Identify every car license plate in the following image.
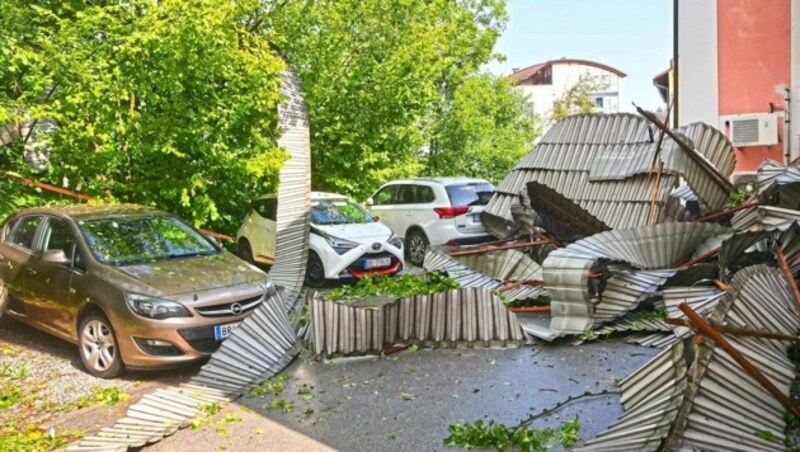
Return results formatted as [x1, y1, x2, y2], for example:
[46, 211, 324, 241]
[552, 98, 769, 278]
[365, 257, 391, 269]
[213, 322, 240, 341]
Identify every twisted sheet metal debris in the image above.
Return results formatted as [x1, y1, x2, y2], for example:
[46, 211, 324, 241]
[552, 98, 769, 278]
[67, 67, 311, 451]
[482, 114, 735, 238]
[538, 222, 729, 338]
[308, 288, 525, 357]
[423, 248, 546, 303]
[578, 265, 799, 451]
[758, 159, 800, 209]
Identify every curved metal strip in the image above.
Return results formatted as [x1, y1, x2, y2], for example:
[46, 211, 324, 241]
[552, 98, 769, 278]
[270, 68, 312, 308]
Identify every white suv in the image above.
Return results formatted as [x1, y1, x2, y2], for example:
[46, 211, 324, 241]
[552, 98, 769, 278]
[366, 178, 495, 266]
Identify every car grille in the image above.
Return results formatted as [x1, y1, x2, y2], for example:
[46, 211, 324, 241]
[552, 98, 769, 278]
[177, 326, 220, 353]
[194, 295, 263, 317]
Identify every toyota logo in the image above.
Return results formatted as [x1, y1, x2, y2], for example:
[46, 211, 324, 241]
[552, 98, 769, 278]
[371, 242, 382, 251]
[230, 303, 243, 315]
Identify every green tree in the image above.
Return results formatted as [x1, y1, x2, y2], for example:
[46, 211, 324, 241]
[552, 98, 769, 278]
[424, 73, 538, 183]
[0, 0, 286, 231]
[268, 0, 508, 199]
[549, 73, 607, 123]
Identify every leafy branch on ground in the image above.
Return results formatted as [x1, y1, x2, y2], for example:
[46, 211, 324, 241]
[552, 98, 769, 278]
[329, 272, 459, 302]
[75, 386, 130, 408]
[248, 373, 291, 397]
[0, 424, 83, 451]
[444, 416, 580, 451]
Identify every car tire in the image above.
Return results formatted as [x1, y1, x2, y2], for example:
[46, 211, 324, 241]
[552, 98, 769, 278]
[406, 228, 429, 267]
[305, 250, 326, 288]
[238, 238, 255, 264]
[78, 311, 124, 378]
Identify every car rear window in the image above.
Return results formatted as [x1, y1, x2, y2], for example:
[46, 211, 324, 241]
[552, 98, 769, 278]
[445, 183, 495, 207]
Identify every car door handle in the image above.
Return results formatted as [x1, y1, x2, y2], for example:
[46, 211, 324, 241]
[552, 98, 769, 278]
[68, 288, 77, 295]
[26, 267, 37, 276]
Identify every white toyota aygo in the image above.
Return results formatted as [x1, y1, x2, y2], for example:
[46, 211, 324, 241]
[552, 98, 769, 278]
[236, 192, 404, 286]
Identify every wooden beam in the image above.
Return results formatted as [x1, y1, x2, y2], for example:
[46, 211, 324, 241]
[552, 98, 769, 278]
[695, 200, 759, 223]
[678, 302, 800, 418]
[665, 318, 800, 342]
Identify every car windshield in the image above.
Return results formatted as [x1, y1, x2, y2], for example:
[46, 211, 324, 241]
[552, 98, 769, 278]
[311, 199, 374, 225]
[77, 215, 218, 266]
[445, 183, 495, 206]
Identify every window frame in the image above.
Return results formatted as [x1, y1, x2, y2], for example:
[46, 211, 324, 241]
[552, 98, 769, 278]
[5, 215, 44, 252]
[39, 216, 85, 270]
[371, 185, 398, 206]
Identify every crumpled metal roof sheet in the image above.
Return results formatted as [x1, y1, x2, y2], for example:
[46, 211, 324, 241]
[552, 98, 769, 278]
[541, 223, 729, 337]
[579, 265, 798, 451]
[545, 222, 730, 269]
[758, 159, 800, 209]
[423, 249, 546, 303]
[525, 181, 610, 242]
[483, 114, 735, 237]
[731, 205, 800, 230]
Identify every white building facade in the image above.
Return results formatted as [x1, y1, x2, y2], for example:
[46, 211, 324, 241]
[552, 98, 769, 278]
[509, 58, 626, 118]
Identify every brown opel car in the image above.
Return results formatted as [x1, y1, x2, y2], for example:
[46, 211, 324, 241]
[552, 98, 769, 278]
[0, 204, 271, 378]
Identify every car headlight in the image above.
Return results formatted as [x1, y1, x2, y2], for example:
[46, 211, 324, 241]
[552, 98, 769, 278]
[388, 233, 403, 249]
[125, 293, 191, 319]
[317, 230, 358, 255]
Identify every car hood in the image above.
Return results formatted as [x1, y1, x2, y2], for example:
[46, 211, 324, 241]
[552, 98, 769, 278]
[106, 251, 266, 297]
[314, 222, 392, 245]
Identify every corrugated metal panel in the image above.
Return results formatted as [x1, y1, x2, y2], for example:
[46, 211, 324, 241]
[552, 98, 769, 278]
[731, 205, 800, 231]
[525, 181, 610, 242]
[757, 159, 800, 209]
[423, 249, 546, 303]
[541, 223, 729, 338]
[270, 68, 311, 308]
[579, 265, 798, 451]
[483, 114, 735, 238]
[67, 68, 309, 451]
[309, 288, 524, 357]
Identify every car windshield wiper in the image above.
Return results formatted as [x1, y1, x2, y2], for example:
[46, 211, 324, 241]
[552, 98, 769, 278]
[166, 251, 215, 260]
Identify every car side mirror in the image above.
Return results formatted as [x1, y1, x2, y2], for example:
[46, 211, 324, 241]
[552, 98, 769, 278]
[366, 197, 374, 206]
[41, 249, 70, 265]
[204, 234, 222, 248]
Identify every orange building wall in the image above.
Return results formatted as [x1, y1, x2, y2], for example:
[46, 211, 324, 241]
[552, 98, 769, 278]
[717, 0, 791, 173]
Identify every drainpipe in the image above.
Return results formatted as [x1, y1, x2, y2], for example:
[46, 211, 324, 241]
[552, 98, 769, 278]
[792, 0, 800, 161]
[787, 87, 792, 164]
[672, 0, 680, 128]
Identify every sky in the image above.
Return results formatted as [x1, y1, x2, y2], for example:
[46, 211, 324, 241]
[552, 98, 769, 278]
[486, 0, 673, 111]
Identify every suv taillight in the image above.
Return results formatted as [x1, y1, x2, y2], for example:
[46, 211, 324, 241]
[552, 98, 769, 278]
[434, 206, 469, 219]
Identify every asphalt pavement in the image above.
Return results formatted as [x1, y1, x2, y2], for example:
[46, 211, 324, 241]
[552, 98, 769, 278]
[152, 339, 658, 451]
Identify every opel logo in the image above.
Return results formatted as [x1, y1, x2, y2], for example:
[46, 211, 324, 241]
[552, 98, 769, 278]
[371, 242, 381, 251]
[230, 303, 243, 315]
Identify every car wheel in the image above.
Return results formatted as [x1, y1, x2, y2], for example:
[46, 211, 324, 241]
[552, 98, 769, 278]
[78, 311, 124, 378]
[238, 238, 255, 264]
[406, 229, 429, 267]
[305, 250, 326, 288]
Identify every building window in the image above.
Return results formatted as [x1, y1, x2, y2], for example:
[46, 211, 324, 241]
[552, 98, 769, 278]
[595, 97, 604, 108]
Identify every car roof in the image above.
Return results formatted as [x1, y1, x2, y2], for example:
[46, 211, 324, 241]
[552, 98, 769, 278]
[11, 203, 167, 220]
[382, 177, 491, 186]
[310, 191, 350, 201]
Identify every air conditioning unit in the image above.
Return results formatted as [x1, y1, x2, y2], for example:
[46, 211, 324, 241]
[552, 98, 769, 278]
[720, 113, 779, 147]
